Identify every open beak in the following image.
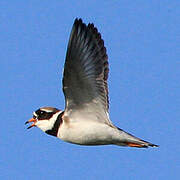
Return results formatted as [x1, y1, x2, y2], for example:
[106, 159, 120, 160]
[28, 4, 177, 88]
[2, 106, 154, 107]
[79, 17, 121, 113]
[25, 118, 37, 129]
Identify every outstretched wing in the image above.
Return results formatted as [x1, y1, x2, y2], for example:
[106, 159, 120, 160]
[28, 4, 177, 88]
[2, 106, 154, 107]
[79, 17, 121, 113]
[62, 18, 111, 124]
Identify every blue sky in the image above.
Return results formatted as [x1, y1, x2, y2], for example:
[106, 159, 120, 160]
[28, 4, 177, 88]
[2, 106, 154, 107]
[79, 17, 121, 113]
[1, 0, 179, 179]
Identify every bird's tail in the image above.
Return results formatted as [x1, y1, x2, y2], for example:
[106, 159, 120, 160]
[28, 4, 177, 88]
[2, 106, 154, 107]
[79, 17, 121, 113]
[115, 127, 159, 148]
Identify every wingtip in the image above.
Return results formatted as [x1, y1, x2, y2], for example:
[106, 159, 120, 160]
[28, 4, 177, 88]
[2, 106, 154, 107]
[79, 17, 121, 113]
[125, 142, 158, 148]
[149, 143, 159, 148]
[74, 18, 83, 25]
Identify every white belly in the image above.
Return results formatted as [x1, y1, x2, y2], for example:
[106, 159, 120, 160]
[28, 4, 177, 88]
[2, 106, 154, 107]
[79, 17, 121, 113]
[57, 121, 119, 145]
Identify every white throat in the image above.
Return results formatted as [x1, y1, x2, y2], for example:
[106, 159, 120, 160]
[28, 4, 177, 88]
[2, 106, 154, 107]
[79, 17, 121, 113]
[35, 111, 62, 132]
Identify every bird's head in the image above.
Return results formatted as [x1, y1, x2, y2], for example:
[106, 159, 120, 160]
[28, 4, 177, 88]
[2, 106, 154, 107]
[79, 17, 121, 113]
[25, 107, 63, 136]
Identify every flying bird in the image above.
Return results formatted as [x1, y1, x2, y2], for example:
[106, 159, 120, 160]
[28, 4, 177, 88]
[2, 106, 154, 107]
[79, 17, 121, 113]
[25, 18, 158, 148]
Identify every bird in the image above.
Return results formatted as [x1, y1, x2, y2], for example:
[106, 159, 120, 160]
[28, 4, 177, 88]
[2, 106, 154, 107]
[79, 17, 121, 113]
[25, 18, 158, 148]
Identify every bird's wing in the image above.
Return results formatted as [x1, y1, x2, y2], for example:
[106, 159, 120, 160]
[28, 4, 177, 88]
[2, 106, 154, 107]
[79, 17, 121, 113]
[63, 18, 112, 125]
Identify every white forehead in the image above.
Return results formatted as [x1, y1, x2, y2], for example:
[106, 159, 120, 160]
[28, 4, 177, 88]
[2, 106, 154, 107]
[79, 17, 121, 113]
[33, 112, 37, 116]
[40, 108, 53, 112]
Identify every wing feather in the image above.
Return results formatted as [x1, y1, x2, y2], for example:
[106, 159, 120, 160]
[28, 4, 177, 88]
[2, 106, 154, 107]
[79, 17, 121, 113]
[63, 18, 111, 124]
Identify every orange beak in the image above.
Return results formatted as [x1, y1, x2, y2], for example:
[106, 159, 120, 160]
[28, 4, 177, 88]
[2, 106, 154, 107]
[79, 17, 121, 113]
[25, 118, 37, 129]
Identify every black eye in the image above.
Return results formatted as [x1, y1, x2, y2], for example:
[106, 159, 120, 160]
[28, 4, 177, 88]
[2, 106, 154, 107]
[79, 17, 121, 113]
[40, 111, 45, 115]
[35, 109, 46, 119]
[38, 111, 47, 119]
[35, 109, 54, 120]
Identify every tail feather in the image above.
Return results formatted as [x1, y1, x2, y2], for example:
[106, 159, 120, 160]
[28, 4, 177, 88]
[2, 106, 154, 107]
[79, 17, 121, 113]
[116, 127, 159, 148]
